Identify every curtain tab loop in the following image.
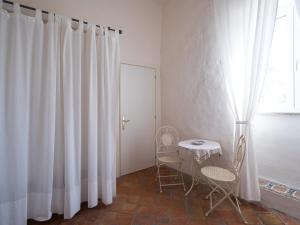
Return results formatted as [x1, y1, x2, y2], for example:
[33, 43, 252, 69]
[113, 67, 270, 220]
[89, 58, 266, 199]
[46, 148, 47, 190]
[48, 13, 54, 23]
[101, 26, 105, 35]
[35, 9, 42, 20]
[115, 29, 120, 37]
[78, 20, 83, 31]
[13, 3, 21, 15]
[235, 121, 248, 125]
[64, 17, 71, 27]
[91, 24, 96, 33]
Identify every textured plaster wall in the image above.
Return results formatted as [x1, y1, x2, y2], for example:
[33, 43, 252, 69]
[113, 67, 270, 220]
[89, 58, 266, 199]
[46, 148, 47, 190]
[160, 0, 234, 173]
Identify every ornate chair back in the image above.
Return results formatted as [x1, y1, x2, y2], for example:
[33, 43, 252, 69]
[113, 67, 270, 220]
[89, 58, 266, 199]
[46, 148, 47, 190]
[155, 126, 179, 155]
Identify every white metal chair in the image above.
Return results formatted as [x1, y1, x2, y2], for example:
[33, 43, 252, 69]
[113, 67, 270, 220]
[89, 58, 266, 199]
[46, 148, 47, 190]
[155, 126, 186, 193]
[201, 135, 248, 224]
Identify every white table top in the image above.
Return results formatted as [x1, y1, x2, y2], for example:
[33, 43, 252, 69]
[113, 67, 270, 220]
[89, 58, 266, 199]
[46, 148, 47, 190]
[178, 139, 222, 156]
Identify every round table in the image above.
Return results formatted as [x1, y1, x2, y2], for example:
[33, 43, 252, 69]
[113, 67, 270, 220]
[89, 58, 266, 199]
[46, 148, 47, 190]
[178, 139, 222, 196]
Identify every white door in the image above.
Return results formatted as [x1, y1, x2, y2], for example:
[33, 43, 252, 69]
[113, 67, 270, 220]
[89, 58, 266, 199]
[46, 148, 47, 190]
[120, 64, 156, 176]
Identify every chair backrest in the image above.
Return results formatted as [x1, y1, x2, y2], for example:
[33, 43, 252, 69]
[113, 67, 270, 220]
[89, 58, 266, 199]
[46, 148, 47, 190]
[155, 126, 179, 154]
[232, 135, 246, 177]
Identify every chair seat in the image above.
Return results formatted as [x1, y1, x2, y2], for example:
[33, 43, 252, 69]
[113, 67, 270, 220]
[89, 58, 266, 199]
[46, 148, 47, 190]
[201, 166, 236, 182]
[157, 155, 180, 163]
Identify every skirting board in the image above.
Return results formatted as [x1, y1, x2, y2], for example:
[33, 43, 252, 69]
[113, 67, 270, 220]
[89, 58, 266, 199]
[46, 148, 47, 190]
[261, 188, 300, 220]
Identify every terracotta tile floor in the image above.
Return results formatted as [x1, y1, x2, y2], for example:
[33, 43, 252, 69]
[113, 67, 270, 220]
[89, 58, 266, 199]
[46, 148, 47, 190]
[28, 167, 300, 225]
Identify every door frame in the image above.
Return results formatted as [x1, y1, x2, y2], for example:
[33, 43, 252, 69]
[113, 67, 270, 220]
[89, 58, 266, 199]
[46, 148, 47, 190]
[117, 62, 157, 177]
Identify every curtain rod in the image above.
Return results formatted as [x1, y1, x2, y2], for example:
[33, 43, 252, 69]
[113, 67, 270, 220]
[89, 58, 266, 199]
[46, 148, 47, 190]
[2, 0, 123, 34]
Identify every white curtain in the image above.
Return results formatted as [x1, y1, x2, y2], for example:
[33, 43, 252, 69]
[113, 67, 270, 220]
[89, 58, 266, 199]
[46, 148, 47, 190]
[213, 0, 278, 201]
[0, 3, 120, 225]
[295, 0, 300, 18]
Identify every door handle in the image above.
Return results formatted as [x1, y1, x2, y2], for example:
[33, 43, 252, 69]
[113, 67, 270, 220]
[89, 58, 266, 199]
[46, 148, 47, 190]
[122, 116, 130, 130]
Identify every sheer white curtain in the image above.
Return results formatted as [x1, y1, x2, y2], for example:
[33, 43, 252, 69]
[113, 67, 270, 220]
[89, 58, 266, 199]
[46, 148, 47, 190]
[0, 3, 120, 225]
[213, 0, 278, 201]
[295, 0, 300, 17]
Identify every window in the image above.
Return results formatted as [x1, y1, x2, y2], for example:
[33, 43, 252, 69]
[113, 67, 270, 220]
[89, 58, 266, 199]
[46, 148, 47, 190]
[259, 0, 300, 113]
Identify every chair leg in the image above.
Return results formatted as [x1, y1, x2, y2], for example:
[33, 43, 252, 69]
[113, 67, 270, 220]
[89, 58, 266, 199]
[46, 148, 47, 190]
[155, 162, 159, 182]
[205, 180, 248, 224]
[234, 196, 242, 213]
[156, 161, 186, 193]
[231, 196, 248, 224]
[206, 190, 230, 216]
[179, 161, 186, 191]
[206, 185, 219, 199]
[157, 164, 163, 193]
[176, 162, 179, 178]
[207, 181, 222, 195]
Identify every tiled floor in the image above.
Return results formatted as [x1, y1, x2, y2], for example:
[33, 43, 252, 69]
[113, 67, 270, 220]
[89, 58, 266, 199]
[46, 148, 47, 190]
[28, 167, 300, 225]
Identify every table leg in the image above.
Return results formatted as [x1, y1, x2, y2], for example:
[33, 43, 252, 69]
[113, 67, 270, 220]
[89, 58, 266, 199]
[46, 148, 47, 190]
[185, 176, 195, 196]
[185, 156, 195, 196]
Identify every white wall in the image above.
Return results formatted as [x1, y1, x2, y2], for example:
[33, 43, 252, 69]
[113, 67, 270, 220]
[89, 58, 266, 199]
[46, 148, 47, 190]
[253, 115, 300, 189]
[161, 0, 234, 173]
[12, 0, 162, 69]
